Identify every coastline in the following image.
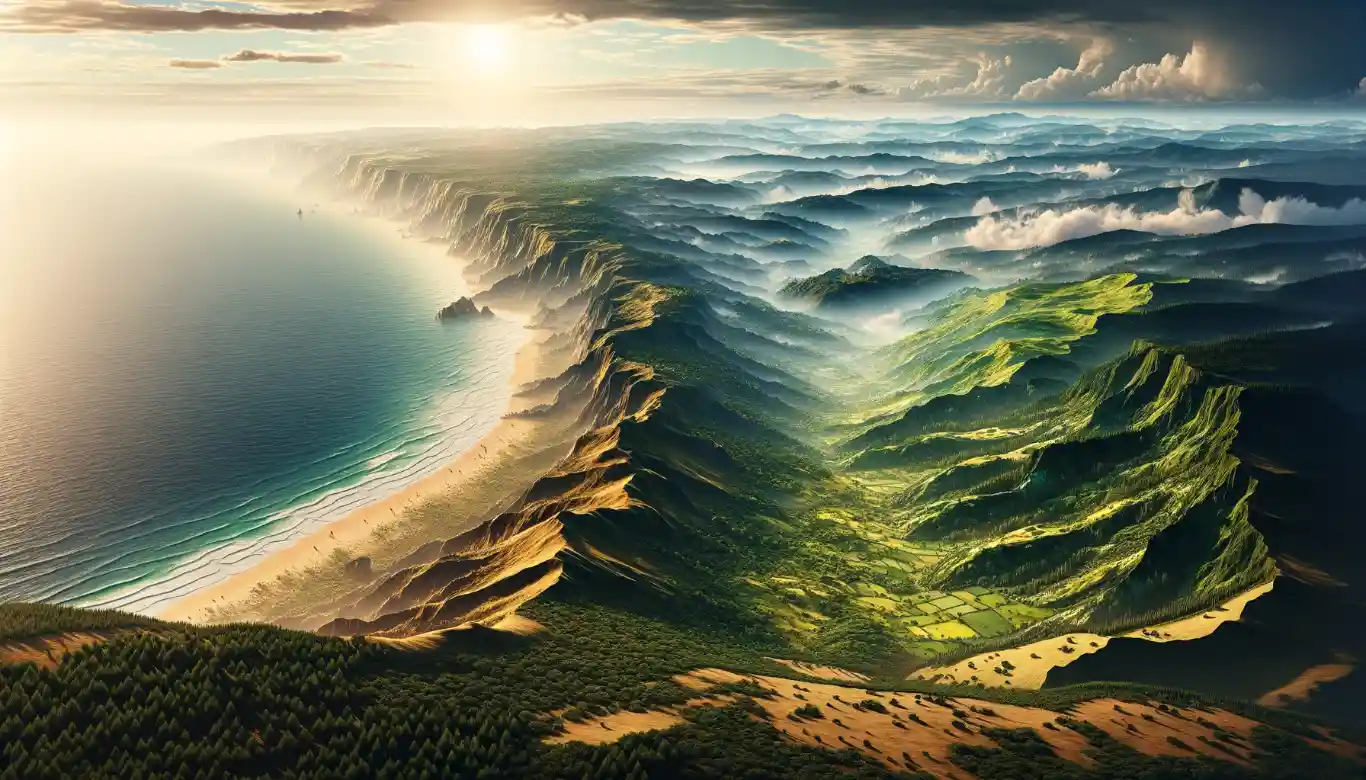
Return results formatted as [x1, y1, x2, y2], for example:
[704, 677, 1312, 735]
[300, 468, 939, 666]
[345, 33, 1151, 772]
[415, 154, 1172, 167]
[157, 311, 552, 625]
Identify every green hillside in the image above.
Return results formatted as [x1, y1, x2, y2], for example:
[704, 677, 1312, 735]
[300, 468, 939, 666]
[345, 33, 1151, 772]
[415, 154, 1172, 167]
[776, 256, 973, 313]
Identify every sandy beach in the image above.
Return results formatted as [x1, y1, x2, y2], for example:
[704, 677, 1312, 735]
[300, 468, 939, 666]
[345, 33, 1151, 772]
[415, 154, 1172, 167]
[158, 311, 559, 624]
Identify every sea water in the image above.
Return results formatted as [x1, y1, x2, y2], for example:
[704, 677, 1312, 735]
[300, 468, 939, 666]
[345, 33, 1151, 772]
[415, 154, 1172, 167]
[0, 158, 522, 613]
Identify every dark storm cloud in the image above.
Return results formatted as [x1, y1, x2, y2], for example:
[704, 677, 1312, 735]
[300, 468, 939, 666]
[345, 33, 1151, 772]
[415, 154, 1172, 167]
[3, 0, 1362, 99]
[528, 0, 1366, 98]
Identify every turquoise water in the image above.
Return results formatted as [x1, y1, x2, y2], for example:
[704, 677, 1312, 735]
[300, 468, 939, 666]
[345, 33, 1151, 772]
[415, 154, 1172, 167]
[0, 160, 522, 613]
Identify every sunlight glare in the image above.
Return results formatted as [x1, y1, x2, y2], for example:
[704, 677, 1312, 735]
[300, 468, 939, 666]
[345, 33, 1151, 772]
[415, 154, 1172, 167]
[461, 25, 510, 72]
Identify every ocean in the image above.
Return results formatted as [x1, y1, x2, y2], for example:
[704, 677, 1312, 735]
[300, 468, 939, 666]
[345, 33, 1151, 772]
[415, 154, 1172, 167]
[0, 158, 523, 614]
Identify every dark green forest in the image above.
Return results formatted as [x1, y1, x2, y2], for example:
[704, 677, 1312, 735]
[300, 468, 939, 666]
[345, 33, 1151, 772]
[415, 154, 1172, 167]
[2, 602, 1362, 779]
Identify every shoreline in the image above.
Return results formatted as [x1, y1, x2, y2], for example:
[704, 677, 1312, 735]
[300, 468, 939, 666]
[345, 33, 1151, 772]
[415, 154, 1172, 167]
[158, 308, 551, 625]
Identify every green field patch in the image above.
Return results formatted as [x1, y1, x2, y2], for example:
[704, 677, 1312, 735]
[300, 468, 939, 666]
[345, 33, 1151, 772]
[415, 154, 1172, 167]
[960, 609, 1015, 636]
[946, 604, 978, 617]
[875, 557, 915, 572]
[924, 620, 977, 640]
[977, 592, 1009, 607]
[916, 602, 942, 615]
[929, 595, 965, 610]
[879, 547, 922, 564]
[856, 596, 900, 612]
[951, 590, 979, 603]
[997, 602, 1054, 628]
[906, 640, 958, 662]
[854, 582, 891, 596]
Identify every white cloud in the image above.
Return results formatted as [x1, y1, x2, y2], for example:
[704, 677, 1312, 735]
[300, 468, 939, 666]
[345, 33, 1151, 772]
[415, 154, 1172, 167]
[932, 149, 1001, 165]
[765, 184, 795, 202]
[1089, 43, 1257, 101]
[1015, 38, 1111, 101]
[965, 188, 1366, 250]
[1051, 161, 1116, 179]
[1240, 189, 1366, 225]
[971, 196, 1000, 216]
[897, 53, 1012, 100]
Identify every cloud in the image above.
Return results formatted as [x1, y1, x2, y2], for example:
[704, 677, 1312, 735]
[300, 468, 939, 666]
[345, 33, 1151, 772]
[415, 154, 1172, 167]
[1089, 43, 1257, 101]
[3, 0, 1365, 101]
[225, 49, 342, 64]
[898, 53, 1012, 100]
[817, 79, 886, 96]
[1052, 161, 1116, 180]
[168, 58, 221, 69]
[1015, 38, 1111, 100]
[1239, 189, 1366, 226]
[971, 196, 999, 216]
[362, 60, 418, 69]
[965, 188, 1366, 250]
[1, 1, 391, 32]
[169, 49, 365, 70]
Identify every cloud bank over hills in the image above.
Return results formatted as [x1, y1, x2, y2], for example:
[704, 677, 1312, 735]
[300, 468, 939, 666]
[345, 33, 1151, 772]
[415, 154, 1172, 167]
[968, 189, 1366, 250]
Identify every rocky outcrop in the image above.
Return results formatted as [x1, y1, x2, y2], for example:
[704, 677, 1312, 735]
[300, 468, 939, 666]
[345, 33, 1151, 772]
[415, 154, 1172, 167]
[437, 297, 495, 321]
[344, 556, 372, 580]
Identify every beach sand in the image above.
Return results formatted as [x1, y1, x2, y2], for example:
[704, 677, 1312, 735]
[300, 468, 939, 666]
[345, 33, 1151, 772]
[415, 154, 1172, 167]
[158, 313, 561, 625]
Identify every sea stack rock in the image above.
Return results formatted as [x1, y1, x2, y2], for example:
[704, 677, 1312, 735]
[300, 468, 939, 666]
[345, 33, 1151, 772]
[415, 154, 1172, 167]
[437, 297, 496, 321]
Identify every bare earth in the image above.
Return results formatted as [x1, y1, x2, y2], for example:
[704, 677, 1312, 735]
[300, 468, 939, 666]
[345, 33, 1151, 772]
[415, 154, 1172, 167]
[1258, 662, 1357, 707]
[0, 631, 128, 669]
[767, 658, 870, 682]
[158, 312, 554, 624]
[547, 711, 688, 746]
[912, 580, 1275, 689]
[549, 667, 1363, 778]
[366, 614, 546, 652]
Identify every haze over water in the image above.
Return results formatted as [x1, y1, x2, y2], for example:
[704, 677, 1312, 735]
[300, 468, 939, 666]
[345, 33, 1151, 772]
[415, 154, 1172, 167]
[0, 154, 522, 613]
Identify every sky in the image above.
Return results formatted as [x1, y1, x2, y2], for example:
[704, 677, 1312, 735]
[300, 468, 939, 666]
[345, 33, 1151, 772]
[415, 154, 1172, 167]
[3, 0, 1366, 127]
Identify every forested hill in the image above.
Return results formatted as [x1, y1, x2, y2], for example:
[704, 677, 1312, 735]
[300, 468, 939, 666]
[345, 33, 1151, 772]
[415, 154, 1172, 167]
[1, 602, 1363, 780]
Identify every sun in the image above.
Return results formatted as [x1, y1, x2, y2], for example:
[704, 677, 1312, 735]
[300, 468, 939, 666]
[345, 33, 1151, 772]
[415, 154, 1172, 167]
[461, 25, 510, 72]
